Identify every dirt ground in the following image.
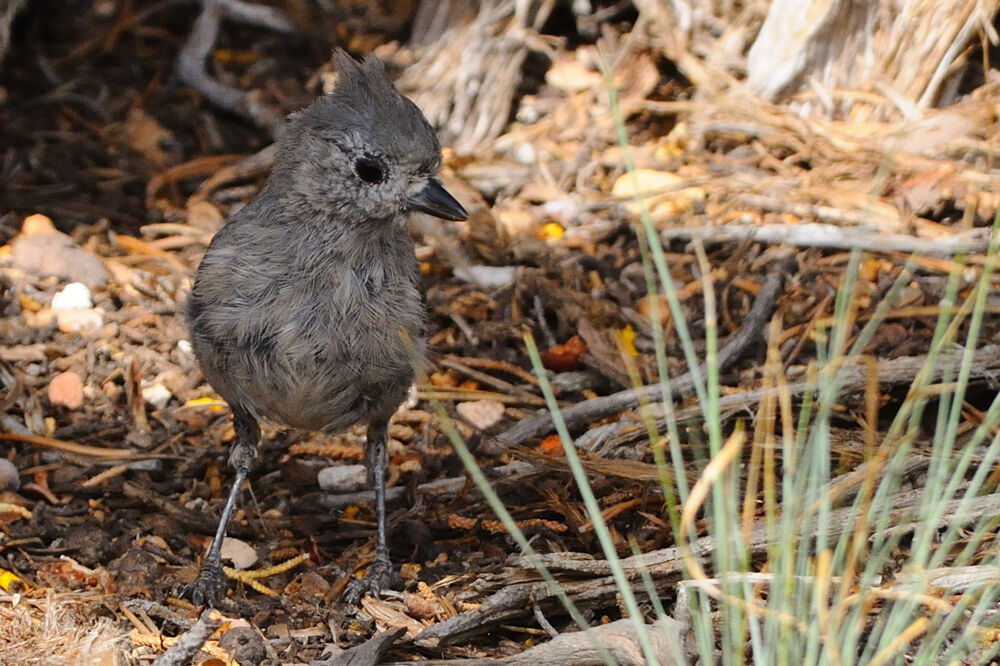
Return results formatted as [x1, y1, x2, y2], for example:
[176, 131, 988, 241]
[1, 2, 1000, 665]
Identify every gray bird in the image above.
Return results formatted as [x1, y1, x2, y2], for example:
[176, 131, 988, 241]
[184, 49, 467, 606]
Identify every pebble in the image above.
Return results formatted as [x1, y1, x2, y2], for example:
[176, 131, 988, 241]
[48, 371, 84, 410]
[11, 232, 108, 288]
[514, 142, 536, 165]
[286, 570, 330, 599]
[317, 464, 368, 493]
[0, 458, 20, 491]
[456, 399, 505, 430]
[219, 627, 267, 665]
[49, 281, 104, 334]
[56, 308, 104, 334]
[141, 383, 172, 410]
[51, 282, 93, 310]
[453, 264, 516, 289]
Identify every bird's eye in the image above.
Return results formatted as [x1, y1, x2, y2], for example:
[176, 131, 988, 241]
[354, 157, 386, 184]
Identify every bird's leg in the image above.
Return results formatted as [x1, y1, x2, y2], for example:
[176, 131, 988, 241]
[184, 409, 260, 607]
[345, 419, 401, 603]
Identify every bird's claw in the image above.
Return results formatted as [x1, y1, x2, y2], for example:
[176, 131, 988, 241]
[344, 555, 401, 605]
[183, 560, 229, 607]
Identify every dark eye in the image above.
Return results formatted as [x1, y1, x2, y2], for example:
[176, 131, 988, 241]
[354, 157, 386, 184]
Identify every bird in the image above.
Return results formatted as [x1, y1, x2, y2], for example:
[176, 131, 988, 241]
[184, 48, 467, 607]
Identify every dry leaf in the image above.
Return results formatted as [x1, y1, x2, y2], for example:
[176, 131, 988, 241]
[540, 335, 587, 372]
[122, 108, 176, 167]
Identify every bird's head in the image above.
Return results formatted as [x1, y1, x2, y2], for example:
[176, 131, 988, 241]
[273, 49, 467, 226]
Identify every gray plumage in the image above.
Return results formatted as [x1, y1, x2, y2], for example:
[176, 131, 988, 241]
[184, 49, 466, 607]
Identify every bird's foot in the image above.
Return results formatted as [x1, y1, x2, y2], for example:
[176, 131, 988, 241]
[183, 559, 229, 607]
[344, 555, 402, 605]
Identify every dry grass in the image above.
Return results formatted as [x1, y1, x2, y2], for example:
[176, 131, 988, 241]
[0, 593, 125, 666]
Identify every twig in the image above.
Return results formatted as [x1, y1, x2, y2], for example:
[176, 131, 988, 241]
[417, 388, 549, 407]
[0, 432, 175, 461]
[419, 485, 1000, 644]
[175, 0, 294, 129]
[151, 609, 222, 666]
[318, 627, 406, 666]
[438, 357, 542, 402]
[660, 220, 991, 255]
[598, 343, 1000, 451]
[408, 616, 684, 665]
[494, 270, 785, 448]
[320, 462, 535, 509]
[446, 356, 543, 388]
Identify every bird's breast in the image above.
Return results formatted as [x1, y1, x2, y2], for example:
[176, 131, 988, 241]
[239, 259, 423, 430]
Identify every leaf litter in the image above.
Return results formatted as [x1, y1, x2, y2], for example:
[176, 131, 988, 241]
[1, 0, 999, 664]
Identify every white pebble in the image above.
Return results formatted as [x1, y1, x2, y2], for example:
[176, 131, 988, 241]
[51, 282, 93, 311]
[453, 265, 517, 289]
[515, 143, 536, 165]
[141, 383, 173, 410]
[56, 308, 104, 333]
[176, 339, 193, 354]
[317, 464, 368, 493]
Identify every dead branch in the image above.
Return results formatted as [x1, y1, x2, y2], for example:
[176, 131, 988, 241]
[176, 0, 294, 130]
[494, 269, 785, 448]
[320, 627, 406, 666]
[406, 616, 685, 665]
[660, 221, 991, 255]
[151, 609, 222, 666]
[418, 485, 1000, 643]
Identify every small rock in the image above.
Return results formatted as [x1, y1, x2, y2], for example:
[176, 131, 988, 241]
[21, 213, 57, 235]
[456, 399, 505, 430]
[141, 383, 172, 410]
[48, 371, 84, 410]
[11, 233, 108, 288]
[219, 627, 267, 665]
[51, 282, 93, 311]
[515, 142, 536, 165]
[286, 570, 330, 599]
[0, 458, 20, 491]
[56, 308, 104, 334]
[317, 464, 368, 493]
[23, 308, 55, 329]
[218, 537, 258, 570]
[453, 265, 517, 289]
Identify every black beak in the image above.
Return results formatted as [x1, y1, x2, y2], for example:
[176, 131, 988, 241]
[407, 179, 468, 221]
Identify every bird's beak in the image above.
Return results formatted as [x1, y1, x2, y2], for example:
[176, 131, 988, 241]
[406, 179, 468, 221]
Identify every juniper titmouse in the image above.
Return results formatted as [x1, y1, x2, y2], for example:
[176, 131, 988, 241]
[185, 49, 467, 606]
